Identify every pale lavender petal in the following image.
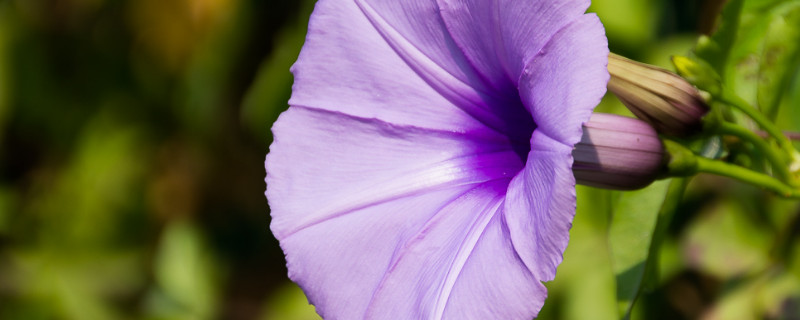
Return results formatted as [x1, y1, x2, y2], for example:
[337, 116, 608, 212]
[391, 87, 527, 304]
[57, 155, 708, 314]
[504, 132, 578, 282]
[440, 211, 546, 319]
[267, 107, 529, 318]
[351, 0, 534, 137]
[355, 0, 484, 91]
[519, 15, 609, 145]
[289, 0, 493, 134]
[267, 107, 519, 240]
[438, 0, 591, 92]
[503, 16, 609, 282]
[362, 181, 546, 320]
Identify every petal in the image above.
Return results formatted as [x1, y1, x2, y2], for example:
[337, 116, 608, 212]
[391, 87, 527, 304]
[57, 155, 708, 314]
[519, 14, 609, 146]
[441, 211, 547, 319]
[503, 131, 577, 282]
[279, 186, 484, 320]
[364, 182, 547, 320]
[291, 0, 515, 136]
[438, 0, 591, 91]
[267, 106, 529, 319]
[499, 16, 609, 282]
[353, 0, 535, 141]
[355, 0, 483, 92]
[267, 107, 518, 239]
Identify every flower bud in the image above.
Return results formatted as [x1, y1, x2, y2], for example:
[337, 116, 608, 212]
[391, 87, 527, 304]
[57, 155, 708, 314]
[607, 53, 709, 138]
[573, 113, 666, 190]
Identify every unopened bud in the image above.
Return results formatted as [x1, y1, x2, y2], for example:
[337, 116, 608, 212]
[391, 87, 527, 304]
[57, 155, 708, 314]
[607, 53, 709, 138]
[573, 113, 666, 190]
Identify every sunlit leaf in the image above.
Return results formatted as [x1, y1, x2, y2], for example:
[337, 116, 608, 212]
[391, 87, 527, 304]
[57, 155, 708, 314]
[641, 178, 690, 292]
[588, 0, 657, 52]
[714, 0, 800, 116]
[542, 186, 618, 320]
[756, 3, 800, 120]
[259, 282, 321, 320]
[695, 0, 744, 75]
[776, 61, 800, 132]
[608, 179, 671, 318]
[149, 220, 221, 319]
[240, 0, 314, 145]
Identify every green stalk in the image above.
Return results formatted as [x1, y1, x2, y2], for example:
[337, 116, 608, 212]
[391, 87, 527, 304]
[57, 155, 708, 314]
[719, 89, 799, 160]
[695, 157, 800, 198]
[716, 122, 793, 184]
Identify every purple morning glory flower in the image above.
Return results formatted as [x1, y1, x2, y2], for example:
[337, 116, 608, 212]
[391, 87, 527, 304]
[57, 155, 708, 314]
[266, 0, 609, 318]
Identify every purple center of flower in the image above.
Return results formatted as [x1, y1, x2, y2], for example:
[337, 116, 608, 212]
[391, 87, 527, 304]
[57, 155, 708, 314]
[482, 91, 535, 166]
[501, 95, 536, 165]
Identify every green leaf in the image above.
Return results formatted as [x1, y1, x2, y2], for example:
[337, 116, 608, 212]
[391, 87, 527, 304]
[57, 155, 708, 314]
[587, 0, 657, 52]
[541, 186, 618, 320]
[713, 0, 800, 117]
[695, 0, 744, 75]
[641, 179, 690, 291]
[240, 0, 315, 145]
[260, 282, 322, 320]
[757, 3, 800, 120]
[149, 220, 221, 319]
[607, 179, 672, 319]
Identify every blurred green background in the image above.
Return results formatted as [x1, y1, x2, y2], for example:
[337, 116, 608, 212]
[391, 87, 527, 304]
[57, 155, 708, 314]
[0, 0, 797, 319]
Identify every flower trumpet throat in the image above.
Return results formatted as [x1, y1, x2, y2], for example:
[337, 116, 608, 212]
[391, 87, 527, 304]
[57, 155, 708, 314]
[573, 113, 666, 190]
[607, 53, 709, 138]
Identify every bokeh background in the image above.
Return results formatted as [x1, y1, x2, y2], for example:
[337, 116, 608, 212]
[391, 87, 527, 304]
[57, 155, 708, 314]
[0, 0, 798, 319]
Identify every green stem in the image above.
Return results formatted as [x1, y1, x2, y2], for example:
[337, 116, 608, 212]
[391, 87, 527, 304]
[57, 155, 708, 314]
[719, 89, 798, 159]
[695, 157, 800, 198]
[716, 122, 792, 183]
[755, 131, 800, 141]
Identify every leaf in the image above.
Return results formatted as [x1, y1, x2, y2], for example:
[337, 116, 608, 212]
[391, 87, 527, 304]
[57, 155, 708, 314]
[781, 59, 800, 132]
[540, 186, 618, 320]
[641, 178, 690, 291]
[711, 0, 800, 115]
[695, 0, 744, 75]
[757, 3, 800, 120]
[240, 0, 316, 145]
[607, 179, 672, 319]
[150, 220, 221, 319]
[260, 283, 322, 320]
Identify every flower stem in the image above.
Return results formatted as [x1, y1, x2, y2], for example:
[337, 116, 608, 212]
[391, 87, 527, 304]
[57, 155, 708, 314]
[695, 157, 800, 198]
[716, 122, 792, 183]
[755, 131, 800, 141]
[718, 89, 799, 160]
